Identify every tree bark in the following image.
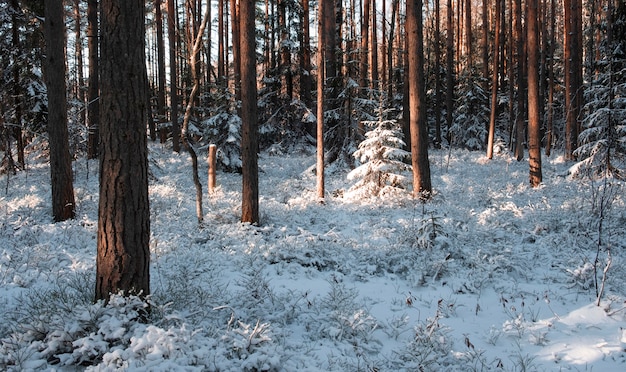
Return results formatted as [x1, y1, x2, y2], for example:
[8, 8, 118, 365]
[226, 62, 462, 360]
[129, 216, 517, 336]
[240, 0, 259, 223]
[527, 0, 543, 186]
[406, 0, 432, 197]
[96, 0, 150, 301]
[45, 0, 76, 222]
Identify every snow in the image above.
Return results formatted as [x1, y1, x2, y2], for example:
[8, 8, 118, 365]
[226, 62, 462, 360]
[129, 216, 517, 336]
[1, 143, 625, 371]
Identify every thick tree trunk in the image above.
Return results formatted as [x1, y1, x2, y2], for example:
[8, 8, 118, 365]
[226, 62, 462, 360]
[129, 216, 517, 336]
[278, 0, 293, 99]
[45, 0, 76, 222]
[96, 0, 150, 301]
[527, 0, 543, 186]
[87, 0, 100, 159]
[240, 0, 259, 223]
[406, 0, 432, 198]
[514, 0, 526, 161]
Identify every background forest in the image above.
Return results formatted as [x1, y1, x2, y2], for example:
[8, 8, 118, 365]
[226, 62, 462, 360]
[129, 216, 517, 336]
[1, 0, 626, 370]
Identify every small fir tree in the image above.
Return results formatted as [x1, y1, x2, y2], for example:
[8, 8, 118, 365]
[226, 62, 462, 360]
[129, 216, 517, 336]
[347, 112, 411, 197]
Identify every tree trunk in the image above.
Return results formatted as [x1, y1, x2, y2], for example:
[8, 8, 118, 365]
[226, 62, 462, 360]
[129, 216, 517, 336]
[434, 0, 442, 148]
[240, 0, 259, 223]
[87, 0, 100, 159]
[230, 0, 241, 104]
[445, 0, 454, 145]
[218, 0, 226, 85]
[387, 0, 398, 100]
[406, 0, 432, 198]
[371, 0, 379, 90]
[360, 0, 370, 94]
[96, 0, 150, 301]
[45, 0, 76, 222]
[527, 0, 543, 186]
[278, 0, 293, 99]
[168, 0, 180, 152]
[10, 0, 24, 169]
[514, 0, 526, 161]
[487, 0, 501, 159]
[181, 4, 211, 225]
[317, 0, 327, 199]
[156, 0, 167, 133]
[545, 0, 555, 156]
[74, 0, 86, 126]
[300, 0, 312, 107]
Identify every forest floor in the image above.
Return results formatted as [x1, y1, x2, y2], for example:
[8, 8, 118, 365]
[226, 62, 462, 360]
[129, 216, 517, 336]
[1, 142, 625, 371]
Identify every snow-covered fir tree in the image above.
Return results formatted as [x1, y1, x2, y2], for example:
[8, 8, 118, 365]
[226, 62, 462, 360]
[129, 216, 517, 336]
[347, 112, 411, 197]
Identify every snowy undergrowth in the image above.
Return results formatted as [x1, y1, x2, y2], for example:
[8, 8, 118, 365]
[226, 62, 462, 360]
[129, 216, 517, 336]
[1, 144, 625, 371]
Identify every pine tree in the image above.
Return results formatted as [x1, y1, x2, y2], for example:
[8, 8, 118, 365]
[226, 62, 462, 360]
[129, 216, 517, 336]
[347, 110, 411, 197]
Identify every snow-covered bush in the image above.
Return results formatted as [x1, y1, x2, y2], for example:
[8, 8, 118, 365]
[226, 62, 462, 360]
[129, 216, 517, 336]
[347, 116, 411, 198]
[202, 112, 242, 172]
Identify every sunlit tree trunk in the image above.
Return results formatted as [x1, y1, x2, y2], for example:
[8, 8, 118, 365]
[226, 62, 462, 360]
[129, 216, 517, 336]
[487, 0, 502, 159]
[406, 0, 432, 197]
[240, 0, 259, 223]
[514, 0, 525, 161]
[96, 0, 150, 301]
[218, 0, 226, 85]
[155, 0, 167, 142]
[527, 0, 543, 185]
[45, 0, 76, 222]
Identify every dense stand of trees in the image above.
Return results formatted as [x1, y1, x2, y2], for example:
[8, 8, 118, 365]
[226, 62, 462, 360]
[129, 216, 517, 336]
[1, 0, 625, 299]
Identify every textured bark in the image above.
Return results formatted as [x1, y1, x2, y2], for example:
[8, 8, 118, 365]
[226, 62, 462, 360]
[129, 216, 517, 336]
[514, 0, 526, 161]
[218, 0, 226, 85]
[45, 0, 76, 222]
[96, 0, 150, 301]
[240, 0, 259, 223]
[87, 0, 100, 159]
[406, 0, 432, 198]
[527, 0, 543, 186]
[278, 0, 292, 98]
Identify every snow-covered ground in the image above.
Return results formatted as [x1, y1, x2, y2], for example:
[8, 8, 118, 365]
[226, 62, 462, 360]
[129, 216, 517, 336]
[1, 143, 625, 371]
